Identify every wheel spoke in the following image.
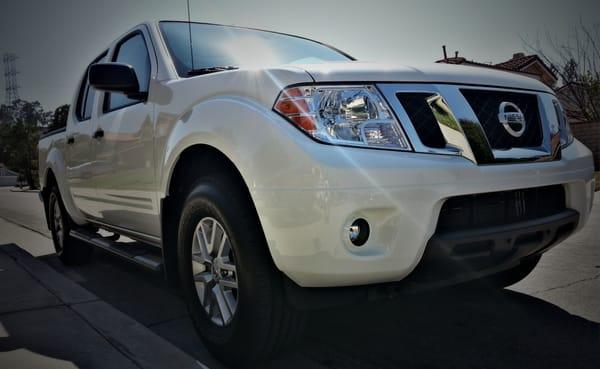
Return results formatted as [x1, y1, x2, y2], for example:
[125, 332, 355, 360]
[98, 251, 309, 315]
[210, 220, 217, 254]
[219, 278, 238, 289]
[195, 228, 212, 263]
[212, 284, 232, 325]
[219, 260, 236, 272]
[194, 272, 213, 306]
[200, 221, 211, 251]
[223, 289, 237, 315]
[194, 271, 212, 284]
[217, 233, 229, 259]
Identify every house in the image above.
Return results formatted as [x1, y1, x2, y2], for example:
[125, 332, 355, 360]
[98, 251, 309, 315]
[437, 51, 558, 88]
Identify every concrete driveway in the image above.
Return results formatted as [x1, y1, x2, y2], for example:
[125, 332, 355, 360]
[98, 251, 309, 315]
[0, 186, 598, 368]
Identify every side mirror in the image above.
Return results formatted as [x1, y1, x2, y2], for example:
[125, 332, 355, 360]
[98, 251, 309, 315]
[89, 63, 147, 100]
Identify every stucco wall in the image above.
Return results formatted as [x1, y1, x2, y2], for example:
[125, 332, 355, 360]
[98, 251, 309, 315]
[571, 121, 600, 170]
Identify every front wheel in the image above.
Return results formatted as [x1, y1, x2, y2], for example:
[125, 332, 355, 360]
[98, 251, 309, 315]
[48, 186, 93, 265]
[177, 175, 304, 367]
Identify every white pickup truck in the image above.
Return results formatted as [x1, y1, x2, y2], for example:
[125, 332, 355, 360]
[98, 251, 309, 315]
[39, 21, 595, 365]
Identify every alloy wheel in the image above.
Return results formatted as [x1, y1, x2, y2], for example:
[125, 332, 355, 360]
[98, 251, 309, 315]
[191, 217, 238, 326]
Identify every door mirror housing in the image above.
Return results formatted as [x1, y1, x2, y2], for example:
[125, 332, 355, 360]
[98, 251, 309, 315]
[89, 63, 147, 100]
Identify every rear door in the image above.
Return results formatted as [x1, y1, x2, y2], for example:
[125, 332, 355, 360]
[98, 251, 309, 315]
[65, 51, 107, 216]
[89, 27, 159, 239]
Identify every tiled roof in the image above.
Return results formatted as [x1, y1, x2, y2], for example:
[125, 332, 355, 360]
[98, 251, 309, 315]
[495, 55, 538, 70]
[437, 54, 558, 82]
[495, 55, 557, 79]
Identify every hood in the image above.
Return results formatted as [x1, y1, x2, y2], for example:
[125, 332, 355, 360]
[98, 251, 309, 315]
[290, 61, 554, 94]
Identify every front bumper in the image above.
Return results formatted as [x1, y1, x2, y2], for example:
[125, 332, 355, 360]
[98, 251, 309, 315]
[409, 209, 579, 287]
[252, 140, 595, 288]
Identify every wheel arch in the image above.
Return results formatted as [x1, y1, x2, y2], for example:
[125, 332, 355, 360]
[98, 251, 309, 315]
[160, 144, 269, 286]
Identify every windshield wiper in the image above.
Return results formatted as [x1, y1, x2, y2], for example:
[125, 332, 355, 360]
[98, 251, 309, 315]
[187, 66, 239, 76]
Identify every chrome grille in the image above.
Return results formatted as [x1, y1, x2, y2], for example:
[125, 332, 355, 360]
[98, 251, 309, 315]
[379, 83, 561, 164]
[460, 89, 543, 149]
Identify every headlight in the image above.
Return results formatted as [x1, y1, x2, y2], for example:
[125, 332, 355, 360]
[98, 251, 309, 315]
[274, 85, 411, 151]
[553, 100, 574, 147]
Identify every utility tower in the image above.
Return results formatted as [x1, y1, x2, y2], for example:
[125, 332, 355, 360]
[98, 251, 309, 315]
[3, 53, 20, 105]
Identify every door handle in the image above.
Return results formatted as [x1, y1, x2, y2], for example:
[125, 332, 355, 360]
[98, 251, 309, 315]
[67, 136, 75, 145]
[93, 129, 104, 139]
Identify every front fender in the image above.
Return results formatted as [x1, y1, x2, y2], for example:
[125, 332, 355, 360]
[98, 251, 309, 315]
[159, 96, 323, 199]
[158, 95, 334, 277]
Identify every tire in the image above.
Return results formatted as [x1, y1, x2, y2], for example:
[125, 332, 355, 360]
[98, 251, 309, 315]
[177, 172, 304, 367]
[488, 255, 541, 288]
[48, 186, 93, 265]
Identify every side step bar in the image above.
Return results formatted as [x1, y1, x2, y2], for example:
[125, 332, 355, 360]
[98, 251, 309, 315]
[70, 228, 163, 272]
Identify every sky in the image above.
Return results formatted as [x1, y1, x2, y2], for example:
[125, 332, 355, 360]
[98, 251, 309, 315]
[0, 0, 598, 111]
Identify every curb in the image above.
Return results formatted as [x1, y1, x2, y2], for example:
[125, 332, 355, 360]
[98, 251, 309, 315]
[1, 244, 209, 369]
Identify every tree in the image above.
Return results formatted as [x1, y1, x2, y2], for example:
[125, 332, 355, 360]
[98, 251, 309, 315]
[46, 104, 70, 132]
[0, 100, 48, 189]
[523, 21, 600, 122]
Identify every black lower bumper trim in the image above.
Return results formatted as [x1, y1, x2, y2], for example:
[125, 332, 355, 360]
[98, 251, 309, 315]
[408, 209, 579, 285]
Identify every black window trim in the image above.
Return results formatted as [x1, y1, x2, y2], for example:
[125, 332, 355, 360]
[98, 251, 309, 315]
[102, 30, 151, 114]
[75, 50, 108, 123]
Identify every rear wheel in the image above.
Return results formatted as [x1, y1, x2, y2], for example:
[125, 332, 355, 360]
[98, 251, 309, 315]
[177, 173, 304, 367]
[48, 186, 93, 265]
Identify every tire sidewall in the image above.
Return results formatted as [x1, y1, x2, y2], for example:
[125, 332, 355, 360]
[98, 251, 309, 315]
[178, 180, 270, 350]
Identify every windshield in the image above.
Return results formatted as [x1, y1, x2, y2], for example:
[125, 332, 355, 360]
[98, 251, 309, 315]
[159, 21, 352, 76]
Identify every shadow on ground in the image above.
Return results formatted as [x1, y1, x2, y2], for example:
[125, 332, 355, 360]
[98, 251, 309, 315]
[40, 249, 600, 369]
[0, 243, 138, 369]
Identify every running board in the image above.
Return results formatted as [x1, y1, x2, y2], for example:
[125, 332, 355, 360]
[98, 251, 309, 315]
[70, 228, 163, 272]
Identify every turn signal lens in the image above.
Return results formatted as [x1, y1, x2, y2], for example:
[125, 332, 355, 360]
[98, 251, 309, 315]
[274, 85, 411, 150]
[274, 99, 310, 115]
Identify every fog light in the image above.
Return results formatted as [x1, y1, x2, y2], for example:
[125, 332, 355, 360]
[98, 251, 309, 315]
[348, 218, 370, 246]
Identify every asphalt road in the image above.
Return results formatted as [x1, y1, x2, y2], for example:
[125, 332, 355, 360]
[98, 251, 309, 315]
[0, 186, 599, 369]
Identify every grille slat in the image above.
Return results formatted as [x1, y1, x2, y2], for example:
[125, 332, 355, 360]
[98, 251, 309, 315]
[461, 89, 543, 150]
